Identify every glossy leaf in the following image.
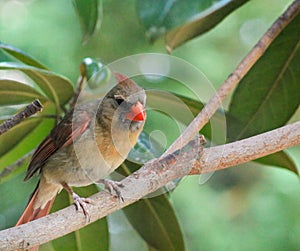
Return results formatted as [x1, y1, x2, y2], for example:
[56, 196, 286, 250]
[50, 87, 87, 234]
[227, 13, 300, 140]
[73, 0, 102, 43]
[0, 62, 74, 107]
[123, 192, 185, 251]
[256, 151, 298, 175]
[48, 185, 109, 251]
[146, 90, 212, 140]
[227, 13, 300, 174]
[136, 0, 249, 51]
[0, 79, 46, 106]
[0, 106, 55, 182]
[0, 118, 42, 157]
[165, 0, 249, 51]
[0, 42, 47, 69]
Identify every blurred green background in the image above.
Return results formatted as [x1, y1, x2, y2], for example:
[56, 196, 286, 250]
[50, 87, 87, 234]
[0, 0, 299, 250]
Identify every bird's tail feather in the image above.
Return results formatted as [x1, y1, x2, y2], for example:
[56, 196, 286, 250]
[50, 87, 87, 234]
[16, 182, 55, 226]
[15, 183, 56, 251]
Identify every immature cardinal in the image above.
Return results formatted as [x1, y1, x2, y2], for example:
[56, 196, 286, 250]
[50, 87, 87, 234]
[16, 73, 146, 237]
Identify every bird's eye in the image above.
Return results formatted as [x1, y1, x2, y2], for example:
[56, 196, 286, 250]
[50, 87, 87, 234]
[114, 94, 125, 105]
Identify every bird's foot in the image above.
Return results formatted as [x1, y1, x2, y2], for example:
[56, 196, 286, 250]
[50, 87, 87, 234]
[97, 179, 124, 202]
[72, 192, 94, 220]
[61, 182, 94, 220]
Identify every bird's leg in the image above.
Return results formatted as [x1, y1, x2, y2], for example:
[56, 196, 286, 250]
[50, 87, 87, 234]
[97, 179, 124, 202]
[61, 182, 93, 217]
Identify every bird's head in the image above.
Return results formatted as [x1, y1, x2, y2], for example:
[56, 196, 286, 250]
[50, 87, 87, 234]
[97, 73, 146, 132]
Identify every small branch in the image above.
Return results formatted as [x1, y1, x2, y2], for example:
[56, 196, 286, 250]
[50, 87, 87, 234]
[69, 64, 88, 108]
[163, 0, 300, 156]
[69, 76, 86, 109]
[0, 150, 35, 182]
[190, 120, 300, 174]
[0, 99, 43, 135]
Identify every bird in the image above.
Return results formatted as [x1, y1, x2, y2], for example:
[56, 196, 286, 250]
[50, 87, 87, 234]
[15, 73, 146, 234]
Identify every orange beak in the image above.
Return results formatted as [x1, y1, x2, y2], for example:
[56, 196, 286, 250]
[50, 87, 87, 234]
[126, 101, 146, 121]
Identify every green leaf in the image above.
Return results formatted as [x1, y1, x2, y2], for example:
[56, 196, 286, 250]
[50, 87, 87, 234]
[139, 90, 193, 149]
[0, 152, 31, 184]
[0, 62, 74, 108]
[256, 151, 298, 175]
[146, 90, 212, 140]
[0, 106, 21, 120]
[227, 13, 300, 174]
[0, 79, 46, 106]
[136, 0, 249, 51]
[227, 13, 300, 140]
[73, 0, 102, 44]
[174, 94, 212, 139]
[128, 131, 165, 164]
[0, 103, 55, 182]
[123, 193, 185, 251]
[119, 161, 185, 251]
[0, 118, 42, 157]
[0, 48, 12, 62]
[0, 172, 38, 229]
[0, 42, 48, 69]
[48, 185, 109, 251]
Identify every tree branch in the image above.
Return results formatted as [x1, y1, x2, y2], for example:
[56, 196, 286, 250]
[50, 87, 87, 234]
[163, 0, 300, 156]
[190, 120, 300, 174]
[0, 99, 43, 135]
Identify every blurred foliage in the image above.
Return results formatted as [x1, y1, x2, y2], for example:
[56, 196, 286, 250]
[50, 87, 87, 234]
[72, 0, 102, 44]
[137, 0, 249, 51]
[0, 0, 299, 251]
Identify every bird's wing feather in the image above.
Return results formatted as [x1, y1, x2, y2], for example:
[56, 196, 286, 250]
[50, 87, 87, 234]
[24, 109, 91, 181]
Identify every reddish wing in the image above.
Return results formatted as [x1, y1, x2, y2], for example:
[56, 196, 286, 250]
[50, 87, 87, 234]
[24, 110, 91, 181]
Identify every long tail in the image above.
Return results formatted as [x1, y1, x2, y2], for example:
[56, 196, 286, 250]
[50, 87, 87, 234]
[16, 182, 56, 251]
[16, 182, 56, 226]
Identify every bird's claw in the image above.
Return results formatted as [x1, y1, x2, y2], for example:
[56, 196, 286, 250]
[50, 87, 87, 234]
[72, 192, 94, 221]
[98, 179, 124, 203]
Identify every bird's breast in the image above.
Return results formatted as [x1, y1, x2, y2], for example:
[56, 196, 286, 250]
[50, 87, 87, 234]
[42, 121, 143, 187]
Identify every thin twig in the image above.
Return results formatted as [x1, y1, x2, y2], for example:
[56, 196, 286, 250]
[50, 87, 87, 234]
[0, 99, 43, 135]
[0, 149, 35, 182]
[69, 64, 88, 109]
[162, 0, 300, 156]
